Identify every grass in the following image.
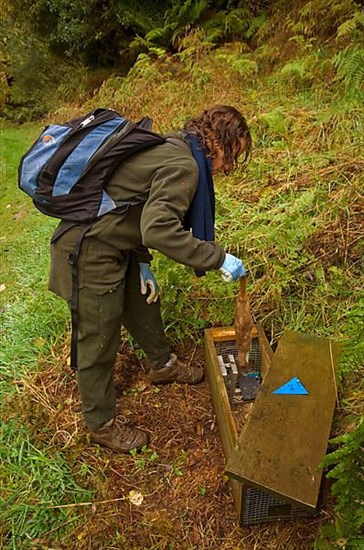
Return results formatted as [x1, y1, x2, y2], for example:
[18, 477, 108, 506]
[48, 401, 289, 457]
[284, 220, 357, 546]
[1, 37, 364, 548]
[1, 419, 91, 548]
[0, 125, 69, 384]
[0, 124, 91, 548]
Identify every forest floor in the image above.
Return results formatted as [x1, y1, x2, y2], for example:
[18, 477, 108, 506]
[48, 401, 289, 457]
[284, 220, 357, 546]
[19, 338, 336, 550]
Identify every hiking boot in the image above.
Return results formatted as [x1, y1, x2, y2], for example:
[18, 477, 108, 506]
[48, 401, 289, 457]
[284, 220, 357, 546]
[150, 353, 204, 385]
[91, 415, 148, 454]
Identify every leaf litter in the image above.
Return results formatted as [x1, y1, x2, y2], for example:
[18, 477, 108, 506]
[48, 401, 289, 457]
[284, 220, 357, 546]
[12, 340, 336, 549]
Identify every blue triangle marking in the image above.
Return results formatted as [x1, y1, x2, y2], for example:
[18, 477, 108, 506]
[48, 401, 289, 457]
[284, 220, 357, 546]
[273, 377, 309, 395]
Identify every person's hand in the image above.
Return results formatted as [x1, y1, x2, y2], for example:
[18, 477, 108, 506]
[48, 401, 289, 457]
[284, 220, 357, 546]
[219, 253, 246, 282]
[139, 263, 159, 304]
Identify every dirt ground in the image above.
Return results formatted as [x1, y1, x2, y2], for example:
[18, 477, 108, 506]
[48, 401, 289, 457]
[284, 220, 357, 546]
[21, 340, 336, 550]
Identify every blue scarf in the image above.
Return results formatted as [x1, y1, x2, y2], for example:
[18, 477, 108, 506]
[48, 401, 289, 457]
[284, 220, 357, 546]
[183, 134, 215, 277]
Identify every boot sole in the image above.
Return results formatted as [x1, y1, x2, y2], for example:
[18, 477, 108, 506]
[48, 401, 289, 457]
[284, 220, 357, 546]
[92, 434, 149, 454]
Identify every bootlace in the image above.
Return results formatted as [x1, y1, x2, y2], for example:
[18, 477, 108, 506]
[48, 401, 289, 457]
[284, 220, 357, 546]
[113, 415, 137, 439]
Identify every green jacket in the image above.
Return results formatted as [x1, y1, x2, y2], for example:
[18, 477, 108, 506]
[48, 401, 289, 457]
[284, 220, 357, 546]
[49, 133, 225, 300]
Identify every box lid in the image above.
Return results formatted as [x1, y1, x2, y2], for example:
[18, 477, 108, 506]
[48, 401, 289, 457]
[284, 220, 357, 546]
[225, 330, 341, 510]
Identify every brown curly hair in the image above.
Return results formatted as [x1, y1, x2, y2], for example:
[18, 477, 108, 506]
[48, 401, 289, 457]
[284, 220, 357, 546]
[183, 105, 252, 167]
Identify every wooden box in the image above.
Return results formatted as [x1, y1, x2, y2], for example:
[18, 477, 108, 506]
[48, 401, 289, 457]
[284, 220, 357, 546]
[204, 325, 272, 523]
[204, 327, 341, 525]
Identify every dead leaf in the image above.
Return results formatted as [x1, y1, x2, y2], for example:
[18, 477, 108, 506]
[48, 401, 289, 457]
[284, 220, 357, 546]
[128, 490, 144, 506]
[0, 284, 6, 292]
[12, 210, 26, 221]
[195, 421, 204, 436]
[192, 525, 200, 545]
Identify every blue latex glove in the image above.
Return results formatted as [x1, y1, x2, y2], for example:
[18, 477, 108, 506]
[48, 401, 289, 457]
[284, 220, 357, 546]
[139, 263, 159, 304]
[219, 253, 246, 282]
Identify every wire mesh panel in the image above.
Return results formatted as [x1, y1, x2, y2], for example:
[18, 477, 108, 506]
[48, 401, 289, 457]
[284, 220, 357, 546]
[215, 338, 261, 369]
[242, 487, 309, 525]
[215, 340, 237, 358]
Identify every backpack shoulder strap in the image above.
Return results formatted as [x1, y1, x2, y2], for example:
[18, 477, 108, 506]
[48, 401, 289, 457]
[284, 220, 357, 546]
[68, 223, 93, 371]
[51, 220, 92, 371]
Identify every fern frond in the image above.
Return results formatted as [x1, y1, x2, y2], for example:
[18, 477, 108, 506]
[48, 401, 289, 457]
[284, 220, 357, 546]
[334, 46, 364, 91]
[145, 25, 173, 43]
[281, 60, 306, 79]
[138, 0, 170, 25]
[224, 8, 251, 34]
[336, 10, 364, 40]
[140, 0, 210, 48]
[337, 18, 359, 39]
[355, 9, 364, 27]
[118, 0, 170, 28]
[166, 0, 210, 28]
[245, 14, 267, 39]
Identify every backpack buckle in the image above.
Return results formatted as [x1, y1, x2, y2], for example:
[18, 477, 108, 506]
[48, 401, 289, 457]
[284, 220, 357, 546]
[68, 252, 76, 265]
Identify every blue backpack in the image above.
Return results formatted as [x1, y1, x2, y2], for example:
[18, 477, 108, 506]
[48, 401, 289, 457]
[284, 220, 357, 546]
[18, 108, 165, 223]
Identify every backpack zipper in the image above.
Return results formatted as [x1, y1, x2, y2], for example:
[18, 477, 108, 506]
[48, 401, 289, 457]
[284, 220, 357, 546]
[79, 115, 95, 128]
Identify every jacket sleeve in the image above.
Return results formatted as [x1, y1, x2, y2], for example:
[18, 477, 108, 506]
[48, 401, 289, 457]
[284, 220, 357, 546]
[140, 154, 225, 272]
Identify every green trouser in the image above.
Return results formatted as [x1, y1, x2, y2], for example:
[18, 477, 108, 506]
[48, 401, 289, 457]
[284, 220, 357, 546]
[75, 256, 170, 431]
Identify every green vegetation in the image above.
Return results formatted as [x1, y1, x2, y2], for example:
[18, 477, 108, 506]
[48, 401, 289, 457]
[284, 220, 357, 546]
[0, 125, 92, 547]
[1, 0, 363, 548]
[0, 126, 68, 383]
[1, 419, 91, 546]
